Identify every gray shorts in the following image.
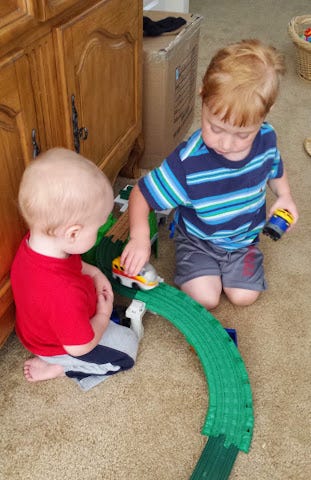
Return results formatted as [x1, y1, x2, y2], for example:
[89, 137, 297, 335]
[174, 227, 267, 291]
[39, 321, 139, 391]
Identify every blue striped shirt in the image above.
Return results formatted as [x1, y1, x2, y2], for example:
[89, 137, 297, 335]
[139, 122, 283, 251]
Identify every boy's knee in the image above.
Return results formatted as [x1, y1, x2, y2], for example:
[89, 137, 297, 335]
[202, 298, 220, 311]
[180, 284, 221, 311]
[224, 287, 260, 306]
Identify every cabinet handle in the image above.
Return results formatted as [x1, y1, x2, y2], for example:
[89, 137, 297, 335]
[71, 95, 88, 153]
[31, 129, 41, 158]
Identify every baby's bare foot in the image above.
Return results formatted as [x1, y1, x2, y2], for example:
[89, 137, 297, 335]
[24, 357, 65, 382]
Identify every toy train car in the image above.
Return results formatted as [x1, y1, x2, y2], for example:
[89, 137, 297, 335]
[112, 256, 162, 290]
[263, 208, 294, 240]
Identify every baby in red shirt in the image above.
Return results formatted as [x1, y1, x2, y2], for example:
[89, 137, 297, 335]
[11, 148, 140, 391]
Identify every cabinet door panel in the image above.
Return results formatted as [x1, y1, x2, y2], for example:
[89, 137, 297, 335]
[34, 0, 80, 21]
[25, 34, 65, 149]
[0, 108, 28, 278]
[77, 31, 135, 158]
[0, 1, 37, 49]
[0, 1, 33, 29]
[54, 0, 142, 182]
[0, 53, 38, 345]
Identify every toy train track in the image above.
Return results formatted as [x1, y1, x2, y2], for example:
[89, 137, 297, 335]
[96, 235, 254, 479]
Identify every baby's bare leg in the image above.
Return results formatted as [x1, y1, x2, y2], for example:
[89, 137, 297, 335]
[181, 275, 222, 310]
[24, 357, 65, 382]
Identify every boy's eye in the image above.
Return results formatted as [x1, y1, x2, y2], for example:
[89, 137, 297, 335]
[237, 133, 250, 139]
[211, 124, 222, 134]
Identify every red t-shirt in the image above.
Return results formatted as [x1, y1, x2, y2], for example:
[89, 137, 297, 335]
[10, 234, 96, 356]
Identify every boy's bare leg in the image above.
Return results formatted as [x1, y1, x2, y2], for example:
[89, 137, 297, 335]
[181, 275, 222, 311]
[24, 357, 65, 382]
[224, 287, 260, 306]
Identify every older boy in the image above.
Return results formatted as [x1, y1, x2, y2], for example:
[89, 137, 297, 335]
[11, 148, 140, 391]
[121, 39, 298, 310]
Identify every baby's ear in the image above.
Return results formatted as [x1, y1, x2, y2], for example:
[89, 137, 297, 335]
[65, 224, 82, 242]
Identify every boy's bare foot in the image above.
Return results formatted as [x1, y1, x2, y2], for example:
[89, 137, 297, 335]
[24, 357, 65, 382]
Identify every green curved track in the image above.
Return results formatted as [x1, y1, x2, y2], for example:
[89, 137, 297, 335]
[96, 236, 254, 479]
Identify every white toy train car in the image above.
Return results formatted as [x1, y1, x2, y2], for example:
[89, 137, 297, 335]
[112, 256, 162, 290]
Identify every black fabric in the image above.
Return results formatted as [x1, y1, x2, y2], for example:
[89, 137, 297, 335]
[70, 344, 134, 369]
[143, 16, 187, 37]
[65, 344, 135, 381]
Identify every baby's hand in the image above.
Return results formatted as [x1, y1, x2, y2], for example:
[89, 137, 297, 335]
[82, 261, 114, 299]
[93, 270, 114, 299]
[96, 289, 113, 318]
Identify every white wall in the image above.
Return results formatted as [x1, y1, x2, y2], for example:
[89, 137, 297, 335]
[143, 0, 189, 13]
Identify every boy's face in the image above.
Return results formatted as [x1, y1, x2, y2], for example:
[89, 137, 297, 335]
[201, 105, 262, 161]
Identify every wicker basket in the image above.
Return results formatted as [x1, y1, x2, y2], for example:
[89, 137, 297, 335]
[303, 137, 311, 156]
[288, 15, 311, 80]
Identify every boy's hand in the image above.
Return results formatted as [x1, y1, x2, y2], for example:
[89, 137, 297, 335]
[269, 195, 299, 232]
[268, 173, 298, 232]
[122, 183, 151, 276]
[121, 237, 151, 276]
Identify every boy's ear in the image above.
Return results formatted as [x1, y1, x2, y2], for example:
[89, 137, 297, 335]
[64, 224, 82, 242]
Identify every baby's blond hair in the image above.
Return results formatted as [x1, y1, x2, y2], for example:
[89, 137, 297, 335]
[200, 39, 286, 127]
[18, 148, 113, 234]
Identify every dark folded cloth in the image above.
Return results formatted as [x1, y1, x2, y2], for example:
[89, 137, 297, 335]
[143, 16, 187, 37]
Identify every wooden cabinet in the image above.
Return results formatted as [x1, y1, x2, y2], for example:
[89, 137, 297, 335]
[0, 52, 36, 346]
[54, 0, 142, 182]
[0, 0, 142, 347]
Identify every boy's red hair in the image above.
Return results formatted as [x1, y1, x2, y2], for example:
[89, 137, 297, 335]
[200, 39, 286, 126]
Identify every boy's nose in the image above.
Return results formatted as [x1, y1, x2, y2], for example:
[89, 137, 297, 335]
[219, 134, 234, 152]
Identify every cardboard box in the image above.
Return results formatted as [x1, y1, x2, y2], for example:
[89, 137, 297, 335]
[141, 11, 202, 169]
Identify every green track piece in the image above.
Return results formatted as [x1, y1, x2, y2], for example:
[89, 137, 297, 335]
[81, 213, 116, 265]
[190, 436, 239, 480]
[96, 236, 254, 478]
[119, 184, 133, 200]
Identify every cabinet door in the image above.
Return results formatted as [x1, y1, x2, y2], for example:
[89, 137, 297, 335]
[0, 52, 38, 346]
[53, 0, 142, 183]
[0, 1, 34, 30]
[25, 34, 65, 150]
[33, 0, 80, 21]
[0, 2, 37, 49]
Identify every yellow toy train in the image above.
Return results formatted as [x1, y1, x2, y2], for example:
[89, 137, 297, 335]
[112, 256, 162, 290]
[262, 209, 294, 240]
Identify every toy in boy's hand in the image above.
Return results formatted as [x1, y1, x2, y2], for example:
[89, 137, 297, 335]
[262, 208, 294, 241]
[112, 256, 163, 290]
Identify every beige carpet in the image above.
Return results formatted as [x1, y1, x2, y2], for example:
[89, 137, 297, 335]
[1, 1, 310, 479]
